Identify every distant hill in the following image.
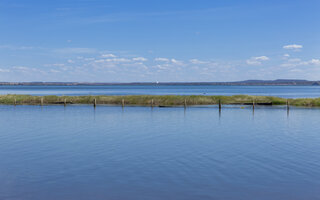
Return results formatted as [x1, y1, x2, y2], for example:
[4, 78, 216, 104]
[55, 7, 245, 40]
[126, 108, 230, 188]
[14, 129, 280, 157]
[0, 79, 319, 86]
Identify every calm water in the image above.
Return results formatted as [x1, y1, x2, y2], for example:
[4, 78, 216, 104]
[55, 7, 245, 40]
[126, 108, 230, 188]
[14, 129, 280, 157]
[1, 85, 320, 98]
[0, 105, 320, 200]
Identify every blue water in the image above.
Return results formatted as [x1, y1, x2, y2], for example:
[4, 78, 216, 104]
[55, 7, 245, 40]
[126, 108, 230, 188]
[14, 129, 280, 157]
[1, 85, 320, 98]
[0, 105, 320, 200]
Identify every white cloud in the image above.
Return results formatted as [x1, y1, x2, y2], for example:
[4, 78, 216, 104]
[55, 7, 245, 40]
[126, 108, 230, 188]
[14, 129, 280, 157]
[155, 57, 169, 62]
[12, 66, 29, 71]
[283, 44, 303, 50]
[11, 66, 44, 74]
[189, 59, 208, 64]
[288, 58, 301, 63]
[310, 59, 320, 65]
[154, 57, 186, 65]
[171, 59, 183, 65]
[0, 69, 10, 72]
[0, 45, 34, 50]
[101, 54, 116, 58]
[94, 59, 105, 63]
[84, 58, 95, 61]
[290, 69, 303, 73]
[246, 60, 260, 65]
[132, 57, 147, 62]
[105, 58, 131, 63]
[67, 59, 74, 63]
[280, 63, 295, 67]
[283, 54, 290, 59]
[154, 64, 170, 70]
[246, 56, 269, 65]
[281, 58, 320, 67]
[255, 56, 269, 61]
[48, 63, 65, 67]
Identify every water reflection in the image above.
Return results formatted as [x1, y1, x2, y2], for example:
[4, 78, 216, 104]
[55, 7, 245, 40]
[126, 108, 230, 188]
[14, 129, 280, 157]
[0, 105, 320, 200]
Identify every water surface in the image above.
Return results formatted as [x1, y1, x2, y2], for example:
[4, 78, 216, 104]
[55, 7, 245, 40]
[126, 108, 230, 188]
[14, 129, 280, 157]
[1, 85, 320, 98]
[0, 105, 319, 199]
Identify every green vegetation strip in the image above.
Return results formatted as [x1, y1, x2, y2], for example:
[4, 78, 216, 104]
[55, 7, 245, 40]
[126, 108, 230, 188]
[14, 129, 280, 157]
[1, 94, 320, 107]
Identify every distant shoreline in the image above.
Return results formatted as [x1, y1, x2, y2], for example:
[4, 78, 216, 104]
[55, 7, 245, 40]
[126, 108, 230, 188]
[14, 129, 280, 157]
[1, 94, 320, 107]
[0, 79, 319, 86]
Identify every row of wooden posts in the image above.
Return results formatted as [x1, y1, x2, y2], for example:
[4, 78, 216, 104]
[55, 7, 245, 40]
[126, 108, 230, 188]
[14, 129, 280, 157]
[93, 98, 290, 110]
[12, 98, 290, 110]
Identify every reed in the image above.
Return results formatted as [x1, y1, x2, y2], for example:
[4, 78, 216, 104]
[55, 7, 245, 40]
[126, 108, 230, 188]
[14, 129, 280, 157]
[1, 94, 320, 107]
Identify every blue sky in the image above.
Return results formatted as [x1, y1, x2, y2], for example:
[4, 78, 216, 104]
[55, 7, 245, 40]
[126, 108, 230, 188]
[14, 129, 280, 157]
[0, 0, 319, 82]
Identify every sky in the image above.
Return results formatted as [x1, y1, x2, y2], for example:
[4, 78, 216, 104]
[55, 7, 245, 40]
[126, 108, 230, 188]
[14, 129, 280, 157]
[0, 0, 319, 82]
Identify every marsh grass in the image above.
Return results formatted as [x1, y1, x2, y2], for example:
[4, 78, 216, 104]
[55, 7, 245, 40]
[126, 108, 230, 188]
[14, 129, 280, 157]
[1, 94, 320, 107]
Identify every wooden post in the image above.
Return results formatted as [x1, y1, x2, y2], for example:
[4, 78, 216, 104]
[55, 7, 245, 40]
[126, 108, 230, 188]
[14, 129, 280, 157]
[122, 99, 125, 107]
[64, 98, 67, 106]
[219, 99, 222, 117]
[40, 98, 44, 106]
[184, 99, 187, 108]
[253, 99, 255, 110]
[286, 99, 290, 116]
[93, 98, 97, 107]
[14, 98, 17, 106]
[151, 99, 154, 107]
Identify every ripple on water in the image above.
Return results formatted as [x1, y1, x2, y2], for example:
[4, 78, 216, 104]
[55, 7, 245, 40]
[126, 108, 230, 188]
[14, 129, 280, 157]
[0, 105, 320, 200]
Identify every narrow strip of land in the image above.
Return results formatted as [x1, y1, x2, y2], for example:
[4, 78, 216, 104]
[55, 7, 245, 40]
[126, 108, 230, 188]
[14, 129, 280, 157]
[1, 94, 320, 107]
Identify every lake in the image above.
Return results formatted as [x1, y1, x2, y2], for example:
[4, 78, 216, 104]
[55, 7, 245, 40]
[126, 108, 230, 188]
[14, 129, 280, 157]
[1, 85, 320, 98]
[0, 105, 319, 200]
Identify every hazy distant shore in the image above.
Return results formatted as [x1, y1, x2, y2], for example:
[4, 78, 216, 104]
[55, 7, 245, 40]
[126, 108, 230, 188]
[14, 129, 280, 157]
[0, 79, 320, 86]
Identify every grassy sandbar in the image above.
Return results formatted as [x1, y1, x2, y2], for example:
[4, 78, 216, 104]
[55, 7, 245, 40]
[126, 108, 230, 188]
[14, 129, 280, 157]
[1, 94, 320, 107]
